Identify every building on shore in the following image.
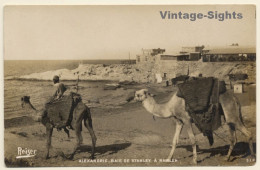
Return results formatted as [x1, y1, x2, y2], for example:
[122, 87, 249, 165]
[136, 46, 204, 64]
[136, 47, 202, 80]
[202, 47, 256, 62]
[136, 48, 166, 63]
[135, 46, 256, 82]
[179, 46, 204, 61]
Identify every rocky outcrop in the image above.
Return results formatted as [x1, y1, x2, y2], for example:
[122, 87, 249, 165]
[19, 64, 149, 82]
[17, 62, 256, 84]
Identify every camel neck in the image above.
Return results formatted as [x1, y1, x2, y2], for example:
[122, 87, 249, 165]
[142, 96, 168, 118]
[24, 102, 37, 111]
[142, 96, 155, 112]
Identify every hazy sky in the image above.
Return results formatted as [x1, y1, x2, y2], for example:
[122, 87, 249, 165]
[4, 5, 256, 60]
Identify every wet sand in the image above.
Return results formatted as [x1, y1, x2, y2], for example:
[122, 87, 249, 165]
[4, 84, 256, 167]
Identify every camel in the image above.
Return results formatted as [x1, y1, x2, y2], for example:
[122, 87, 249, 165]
[21, 95, 97, 160]
[134, 89, 254, 164]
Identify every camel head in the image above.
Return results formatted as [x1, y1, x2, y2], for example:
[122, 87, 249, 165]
[21, 96, 31, 108]
[21, 96, 37, 111]
[134, 89, 150, 102]
[21, 96, 42, 122]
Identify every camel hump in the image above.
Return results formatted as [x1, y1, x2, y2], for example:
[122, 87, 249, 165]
[177, 77, 226, 112]
[45, 92, 80, 128]
[177, 77, 226, 136]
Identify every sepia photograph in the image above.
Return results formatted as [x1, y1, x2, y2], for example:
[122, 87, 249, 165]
[3, 5, 256, 167]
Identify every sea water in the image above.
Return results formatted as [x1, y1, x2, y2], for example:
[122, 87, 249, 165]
[4, 60, 135, 120]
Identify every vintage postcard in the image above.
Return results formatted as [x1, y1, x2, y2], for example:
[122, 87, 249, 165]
[3, 5, 256, 167]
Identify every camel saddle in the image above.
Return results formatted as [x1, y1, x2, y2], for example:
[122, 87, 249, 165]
[177, 77, 226, 145]
[45, 92, 82, 129]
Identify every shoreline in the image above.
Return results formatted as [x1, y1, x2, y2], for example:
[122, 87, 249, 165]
[4, 85, 173, 127]
[4, 62, 256, 84]
[4, 78, 122, 83]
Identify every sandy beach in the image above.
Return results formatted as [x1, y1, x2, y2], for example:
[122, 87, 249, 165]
[4, 84, 256, 167]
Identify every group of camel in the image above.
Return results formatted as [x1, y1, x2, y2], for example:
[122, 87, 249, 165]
[21, 81, 255, 164]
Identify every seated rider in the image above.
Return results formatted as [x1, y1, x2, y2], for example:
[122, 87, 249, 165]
[52, 75, 67, 101]
[41, 75, 67, 121]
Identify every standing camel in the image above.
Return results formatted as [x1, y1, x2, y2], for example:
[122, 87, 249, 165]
[21, 95, 97, 159]
[134, 89, 254, 164]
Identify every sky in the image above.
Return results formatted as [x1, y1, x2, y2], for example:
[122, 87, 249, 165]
[4, 5, 256, 60]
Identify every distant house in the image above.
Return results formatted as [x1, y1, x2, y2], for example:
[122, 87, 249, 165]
[160, 55, 178, 60]
[179, 46, 204, 61]
[202, 47, 256, 62]
[153, 45, 204, 62]
[189, 52, 201, 61]
[180, 46, 205, 53]
[136, 47, 198, 80]
[160, 54, 189, 61]
[136, 46, 205, 63]
[136, 48, 165, 63]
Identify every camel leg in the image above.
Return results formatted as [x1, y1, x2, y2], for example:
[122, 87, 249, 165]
[63, 127, 70, 139]
[185, 120, 197, 164]
[84, 114, 97, 159]
[68, 122, 82, 160]
[79, 123, 83, 144]
[167, 119, 183, 160]
[220, 93, 254, 159]
[75, 123, 82, 149]
[46, 124, 53, 159]
[225, 123, 237, 161]
[236, 122, 254, 157]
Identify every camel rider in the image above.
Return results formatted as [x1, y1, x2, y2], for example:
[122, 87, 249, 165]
[52, 75, 67, 101]
[42, 75, 67, 113]
[41, 75, 69, 130]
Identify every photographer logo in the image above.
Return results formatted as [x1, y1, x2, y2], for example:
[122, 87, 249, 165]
[16, 147, 37, 159]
